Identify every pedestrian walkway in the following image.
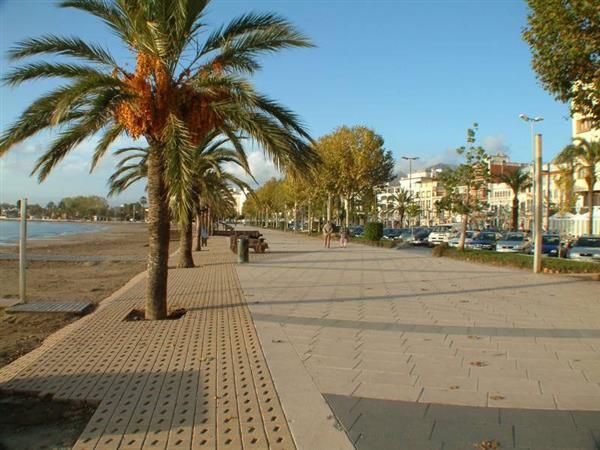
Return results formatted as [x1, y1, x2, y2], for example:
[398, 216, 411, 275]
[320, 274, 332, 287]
[0, 238, 295, 450]
[237, 229, 600, 450]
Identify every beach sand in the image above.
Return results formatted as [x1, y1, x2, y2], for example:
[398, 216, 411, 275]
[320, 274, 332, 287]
[0, 223, 149, 369]
[0, 223, 152, 448]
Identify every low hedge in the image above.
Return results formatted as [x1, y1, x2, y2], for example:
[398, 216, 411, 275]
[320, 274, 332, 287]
[349, 236, 396, 248]
[364, 222, 383, 241]
[436, 247, 600, 274]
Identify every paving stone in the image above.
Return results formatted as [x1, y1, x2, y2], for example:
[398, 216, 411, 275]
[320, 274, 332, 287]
[0, 238, 297, 450]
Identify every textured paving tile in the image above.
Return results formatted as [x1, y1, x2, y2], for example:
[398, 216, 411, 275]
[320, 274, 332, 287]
[326, 394, 600, 450]
[0, 238, 295, 450]
[237, 229, 600, 448]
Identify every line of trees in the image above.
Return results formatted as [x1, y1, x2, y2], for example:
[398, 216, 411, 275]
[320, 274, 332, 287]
[242, 125, 395, 231]
[0, 196, 148, 221]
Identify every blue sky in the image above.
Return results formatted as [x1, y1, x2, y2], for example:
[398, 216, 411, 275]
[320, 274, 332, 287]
[0, 0, 571, 206]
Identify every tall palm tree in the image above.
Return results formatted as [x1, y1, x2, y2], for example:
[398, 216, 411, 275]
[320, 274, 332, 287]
[499, 168, 531, 231]
[109, 134, 253, 268]
[1, 0, 316, 319]
[556, 138, 600, 235]
[386, 187, 411, 228]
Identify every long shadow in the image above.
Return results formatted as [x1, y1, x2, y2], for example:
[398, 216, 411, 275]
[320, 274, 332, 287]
[248, 311, 600, 338]
[245, 263, 512, 274]
[190, 278, 583, 312]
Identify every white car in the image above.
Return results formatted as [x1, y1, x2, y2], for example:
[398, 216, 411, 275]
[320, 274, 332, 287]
[448, 231, 475, 248]
[427, 225, 456, 246]
[567, 235, 600, 262]
[496, 232, 531, 253]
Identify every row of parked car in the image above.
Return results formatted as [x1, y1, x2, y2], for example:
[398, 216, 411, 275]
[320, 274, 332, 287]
[377, 225, 600, 262]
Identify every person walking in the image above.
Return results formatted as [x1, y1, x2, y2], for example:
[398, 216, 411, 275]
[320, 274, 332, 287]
[201, 227, 209, 247]
[339, 225, 348, 248]
[323, 221, 333, 248]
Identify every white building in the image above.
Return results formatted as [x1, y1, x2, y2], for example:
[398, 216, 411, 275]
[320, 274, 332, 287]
[230, 188, 247, 216]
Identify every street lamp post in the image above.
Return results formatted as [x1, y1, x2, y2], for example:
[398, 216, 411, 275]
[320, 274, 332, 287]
[519, 114, 543, 241]
[402, 156, 419, 234]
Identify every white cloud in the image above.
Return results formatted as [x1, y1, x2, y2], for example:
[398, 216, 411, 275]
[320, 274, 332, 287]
[224, 150, 282, 187]
[482, 134, 510, 155]
[394, 147, 461, 175]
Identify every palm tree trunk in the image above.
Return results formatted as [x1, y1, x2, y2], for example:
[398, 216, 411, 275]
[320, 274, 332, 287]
[326, 193, 332, 222]
[512, 194, 519, 231]
[146, 147, 169, 320]
[178, 210, 195, 268]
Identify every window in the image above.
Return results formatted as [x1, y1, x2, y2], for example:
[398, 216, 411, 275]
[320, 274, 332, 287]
[576, 118, 593, 134]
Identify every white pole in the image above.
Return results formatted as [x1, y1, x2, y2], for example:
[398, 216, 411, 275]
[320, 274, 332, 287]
[534, 135, 543, 273]
[19, 198, 27, 302]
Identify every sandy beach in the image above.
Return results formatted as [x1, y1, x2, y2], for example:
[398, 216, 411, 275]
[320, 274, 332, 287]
[0, 223, 149, 369]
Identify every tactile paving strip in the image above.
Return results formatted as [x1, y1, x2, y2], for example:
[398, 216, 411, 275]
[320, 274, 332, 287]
[0, 239, 295, 450]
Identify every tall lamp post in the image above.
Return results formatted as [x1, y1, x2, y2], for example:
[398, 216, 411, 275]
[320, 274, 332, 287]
[519, 114, 543, 240]
[402, 156, 419, 234]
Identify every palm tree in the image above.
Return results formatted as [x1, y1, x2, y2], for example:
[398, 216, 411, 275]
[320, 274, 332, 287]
[386, 187, 411, 228]
[499, 168, 532, 231]
[109, 134, 253, 268]
[556, 138, 600, 235]
[1, 0, 316, 319]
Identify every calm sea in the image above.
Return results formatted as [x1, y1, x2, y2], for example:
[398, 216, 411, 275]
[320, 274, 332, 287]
[0, 220, 107, 245]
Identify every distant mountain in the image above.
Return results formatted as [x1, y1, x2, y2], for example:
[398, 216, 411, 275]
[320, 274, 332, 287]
[425, 163, 456, 172]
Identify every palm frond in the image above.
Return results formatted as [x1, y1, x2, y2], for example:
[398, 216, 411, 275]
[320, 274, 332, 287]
[3, 62, 107, 86]
[8, 35, 118, 67]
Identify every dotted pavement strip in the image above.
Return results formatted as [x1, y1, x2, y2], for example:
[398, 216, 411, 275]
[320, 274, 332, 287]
[0, 238, 295, 450]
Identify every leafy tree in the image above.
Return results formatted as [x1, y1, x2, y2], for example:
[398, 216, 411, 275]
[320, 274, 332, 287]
[436, 124, 490, 250]
[314, 126, 395, 227]
[499, 168, 532, 231]
[523, 0, 600, 126]
[58, 195, 110, 219]
[556, 138, 600, 234]
[1, 0, 315, 319]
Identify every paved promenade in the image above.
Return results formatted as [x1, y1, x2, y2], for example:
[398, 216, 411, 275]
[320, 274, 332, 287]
[1, 229, 599, 449]
[0, 238, 297, 450]
[237, 229, 600, 450]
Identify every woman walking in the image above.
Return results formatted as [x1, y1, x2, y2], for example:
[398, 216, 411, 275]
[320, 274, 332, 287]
[323, 221, 333, 248]
[339, 225, 348, 248]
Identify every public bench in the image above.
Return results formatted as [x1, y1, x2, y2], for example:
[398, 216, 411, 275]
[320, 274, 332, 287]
[228, 230, 269, 254]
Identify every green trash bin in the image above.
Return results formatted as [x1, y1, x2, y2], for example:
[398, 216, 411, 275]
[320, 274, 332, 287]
[237, 237, 249, 264]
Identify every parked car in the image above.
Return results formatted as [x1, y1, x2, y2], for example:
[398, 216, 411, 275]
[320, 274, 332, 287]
[466, 231, 498, 250]
[567, 235, 600, 262]
[383, 228, 402, 240]
[427, 225, 455, 246]
[529, 233, 562, 257]
[496, 232, 531, 253]
[349, 226, 364, 238]
[410, 229, 431, 246]
[448, 231, 475, 248]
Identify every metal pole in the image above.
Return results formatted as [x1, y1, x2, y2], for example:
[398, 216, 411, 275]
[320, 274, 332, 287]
[19, 198, 27, 302]
[534, 134, 543, 273]
[530, 121, 536, 241]
[545, 168, 550, 232]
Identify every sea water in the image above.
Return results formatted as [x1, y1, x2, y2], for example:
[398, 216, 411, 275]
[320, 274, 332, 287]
[0, 220, 106, 245]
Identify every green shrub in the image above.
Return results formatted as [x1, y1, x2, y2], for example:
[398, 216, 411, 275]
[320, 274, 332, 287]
[349, 236, 396, 248]
[441, 248, 600, 274]
[364, 222, 383, 241]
